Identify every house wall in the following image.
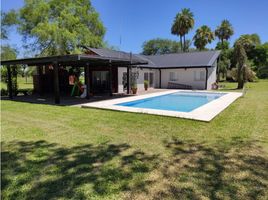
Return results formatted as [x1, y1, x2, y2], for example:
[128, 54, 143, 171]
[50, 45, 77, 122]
[206, 61, 217, 90]
[118, 67, 127, 93]
[136, 68, 156, 91]
[118, 63, 217, 92]
[160, 68, 207, 90]
[117, 67, 157, 93]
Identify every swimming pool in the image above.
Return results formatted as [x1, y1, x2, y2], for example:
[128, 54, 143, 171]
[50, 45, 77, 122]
[81, 90, 242, 121]
[117, 92, 226, 112]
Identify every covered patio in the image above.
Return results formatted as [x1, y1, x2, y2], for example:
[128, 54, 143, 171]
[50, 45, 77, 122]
[1, 52, 148, 104]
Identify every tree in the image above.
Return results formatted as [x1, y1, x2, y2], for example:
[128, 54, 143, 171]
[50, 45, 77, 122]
[3, 0, 105, 56]
[235, 34, 261, 55]
[215, 41, 230, 50]
[1, 45, 18, 93]
[142, 38, 182, 55]
[215, 20, 234, 46]
[1, 10, 18, 40]
[234, 41, 247, 89]
[193, 25, 214, 50]
[171, 8, 194, 52]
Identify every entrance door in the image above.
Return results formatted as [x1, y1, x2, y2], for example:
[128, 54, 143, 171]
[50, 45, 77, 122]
[92, 71, 110, 93]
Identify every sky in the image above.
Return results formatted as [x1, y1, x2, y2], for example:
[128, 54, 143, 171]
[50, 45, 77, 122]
[1, 0, 268, 57]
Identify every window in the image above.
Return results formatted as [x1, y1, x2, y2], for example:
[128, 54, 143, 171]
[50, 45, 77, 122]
[144, 72, 149, 81]
[169, 72, 178, 81]
[194, 71, 205, 81]
[149, 72, 154, 87]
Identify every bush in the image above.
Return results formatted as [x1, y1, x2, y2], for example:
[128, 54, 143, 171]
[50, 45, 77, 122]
[257, 66, 268, 79]
[230, 67, 257, 82]
[1, 66, 8, 83]
[1, 88, 8, 96]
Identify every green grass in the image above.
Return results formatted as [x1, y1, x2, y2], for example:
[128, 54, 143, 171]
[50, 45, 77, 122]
[1, 76, 33, 90]
[1, 80, 268, 200]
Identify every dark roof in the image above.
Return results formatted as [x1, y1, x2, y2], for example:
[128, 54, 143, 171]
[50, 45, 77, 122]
[1, 51, 148, 66]
[138, 50, 221, 68]
[87, 47, 140, 61]
[1, 48, 220, 68]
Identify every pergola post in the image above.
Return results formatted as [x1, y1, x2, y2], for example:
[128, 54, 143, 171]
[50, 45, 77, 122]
[53, 62, 60, 104]
[7, 65, 13, 99]
[37, 66, 43, 95]
[159, 69, 162, 88]
[109, 60, 113, 96]
[85, 63, 90, 99]
[126, 66, 130, 94]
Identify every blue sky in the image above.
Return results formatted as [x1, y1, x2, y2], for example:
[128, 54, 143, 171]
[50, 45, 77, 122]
[1, 0, 268, 57]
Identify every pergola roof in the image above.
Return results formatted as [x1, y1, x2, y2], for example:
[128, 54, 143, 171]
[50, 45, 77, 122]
[1, 53, 148, 66]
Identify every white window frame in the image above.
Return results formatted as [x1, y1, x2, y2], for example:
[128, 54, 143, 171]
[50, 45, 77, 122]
[194, 71, 205, 81]
[169, 72, 178, 81]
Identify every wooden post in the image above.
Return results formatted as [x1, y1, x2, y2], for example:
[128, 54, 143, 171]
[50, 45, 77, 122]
[159, 69, 161, 88]
[85, 63, 90, 99]
[109, 60, 113, 96]
[53, 62, 60, 104]
[7, 65, 13, 99]
[37, 66, 43, 95]
[205, 67, 208, 90]
[127, 66, 130, 94]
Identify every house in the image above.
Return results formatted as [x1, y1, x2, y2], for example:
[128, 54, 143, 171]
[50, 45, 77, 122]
[122, 50, 220, 91]
[1, 48, 220, 104]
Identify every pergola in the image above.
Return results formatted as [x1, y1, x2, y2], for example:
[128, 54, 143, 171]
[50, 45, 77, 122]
[1, 53, 148, 104]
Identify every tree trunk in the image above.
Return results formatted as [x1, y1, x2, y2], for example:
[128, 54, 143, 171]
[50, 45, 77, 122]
[183, 35, 186, 52]
[180, 36, 183, 51]
[237, 65, 244, 89]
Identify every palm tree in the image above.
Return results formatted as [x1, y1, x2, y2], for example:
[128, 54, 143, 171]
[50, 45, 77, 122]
[193, 25, 214, 50]
[215, 20, 234, 46]
[171, 8, 194, 52]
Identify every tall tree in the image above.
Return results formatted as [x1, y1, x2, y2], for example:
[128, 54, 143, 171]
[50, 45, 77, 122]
[193, 25, 214, 50]
[234, 41, 247, 89]
[171, 8, 194, 52]
[1, 10, 18, 40]
[3, 0, 105, 56]
[215, 20, 234, 47]
[142, 38, 182, 55]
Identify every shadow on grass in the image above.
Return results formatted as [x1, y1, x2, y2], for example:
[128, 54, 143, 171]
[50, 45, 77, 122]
[1, 140, 158, 199]
[154, 137, 268, 200]
[2, 138, 268, 199]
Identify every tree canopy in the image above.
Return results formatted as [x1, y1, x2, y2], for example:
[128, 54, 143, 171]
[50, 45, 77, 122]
[215, 20, 234, 45]
[193, 25, 214, 50]
[142, 38, 184, 55]
[2, 0, 106, 56]
[1, 45, 17, 60]
[171, 8, 194, 52]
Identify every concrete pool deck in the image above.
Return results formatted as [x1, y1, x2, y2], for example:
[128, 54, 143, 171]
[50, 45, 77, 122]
[81, 90, 243, 122]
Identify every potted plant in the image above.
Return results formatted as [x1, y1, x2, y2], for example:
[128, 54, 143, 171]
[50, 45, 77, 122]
[131, 83, 138, 94]
[144, 80, 149, 91]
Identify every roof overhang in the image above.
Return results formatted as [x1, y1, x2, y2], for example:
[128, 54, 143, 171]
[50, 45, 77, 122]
[1, 54, 148, 66]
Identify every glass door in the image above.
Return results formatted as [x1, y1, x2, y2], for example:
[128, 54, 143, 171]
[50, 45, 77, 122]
[92, 71, 110, 93]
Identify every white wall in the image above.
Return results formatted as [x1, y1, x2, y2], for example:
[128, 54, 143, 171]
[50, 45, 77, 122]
[206, 61, 217, 90]
[136, 68, 156, 91]
[117, 67, 157, 92]
[118, 64, 217, 92]
[118, 67, 127, 93]
[160, 68, 207, 90]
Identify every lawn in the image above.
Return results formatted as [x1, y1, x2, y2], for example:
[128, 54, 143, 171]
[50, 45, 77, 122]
[1, 76, 33, 90]
[1, 80, 268, 200]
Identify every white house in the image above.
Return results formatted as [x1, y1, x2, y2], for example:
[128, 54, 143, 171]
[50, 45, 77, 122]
[113, 50, 220, 92]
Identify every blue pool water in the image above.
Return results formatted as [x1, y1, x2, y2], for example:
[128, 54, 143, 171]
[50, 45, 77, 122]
[117, 92, 226, 112]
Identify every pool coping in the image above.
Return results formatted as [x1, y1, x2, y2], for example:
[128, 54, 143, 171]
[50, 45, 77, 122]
[80, 90, 243, 122]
